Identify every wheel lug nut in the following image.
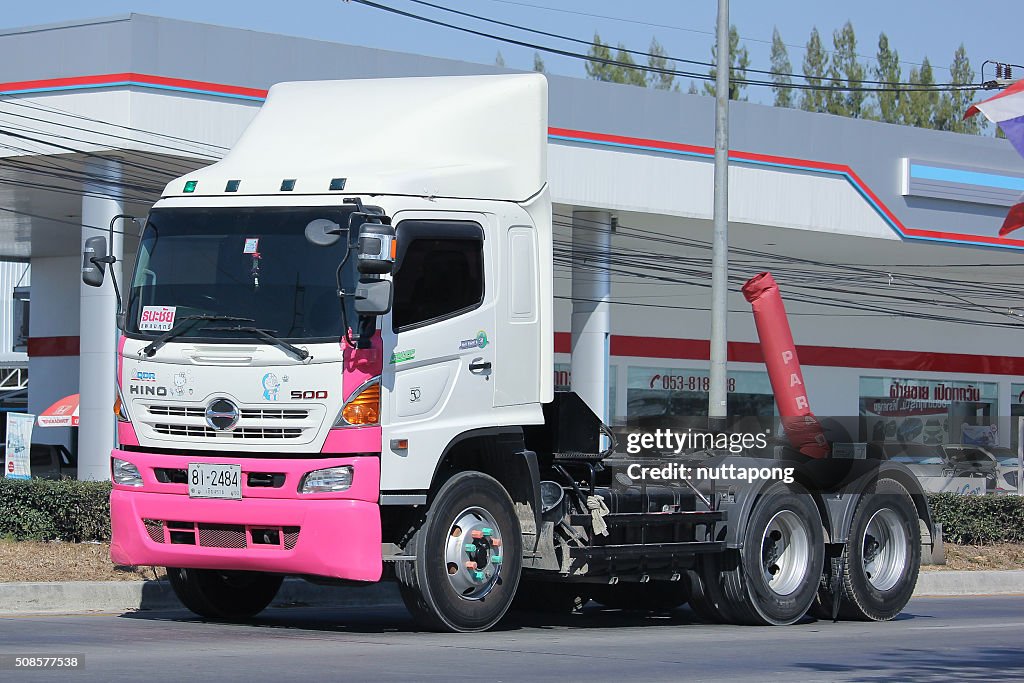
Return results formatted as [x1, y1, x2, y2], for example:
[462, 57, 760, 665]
[470, 530, 484, 539]
[482, 527, 493, 536]
[465, 561, 478, 570]
[490, 555, 502, 565]
[464, 543, 477, 553]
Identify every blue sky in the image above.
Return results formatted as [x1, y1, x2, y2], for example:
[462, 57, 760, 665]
[1, 1, 1018, 105]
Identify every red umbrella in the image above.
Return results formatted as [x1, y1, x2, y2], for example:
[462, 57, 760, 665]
[37, 394, 80, 427]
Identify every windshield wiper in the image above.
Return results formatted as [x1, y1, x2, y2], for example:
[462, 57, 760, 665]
[203, 326, 311, 361]
[141, 315, 255, 357]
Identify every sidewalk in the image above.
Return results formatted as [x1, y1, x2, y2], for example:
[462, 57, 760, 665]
[1, 571, 1022, 614]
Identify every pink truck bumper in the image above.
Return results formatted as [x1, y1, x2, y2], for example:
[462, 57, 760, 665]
[109, 450, 382, 582]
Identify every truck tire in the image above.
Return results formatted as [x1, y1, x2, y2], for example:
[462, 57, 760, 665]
[395, 471, 522, 632]
[716, 481, 824, 625]
[687, 562, 734, 624]
[512, 579, 587, 613]
[590, 578, 690, 612]
[167, 568, 282, 619]
[831, 478, 921, 621]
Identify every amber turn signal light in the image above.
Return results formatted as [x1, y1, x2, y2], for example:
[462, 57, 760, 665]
[340, 380, 380, 426]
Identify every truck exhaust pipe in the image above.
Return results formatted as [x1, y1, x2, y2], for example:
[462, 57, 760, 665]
[741, 272, 829, 459]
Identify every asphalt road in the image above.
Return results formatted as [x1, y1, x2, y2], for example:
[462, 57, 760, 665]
[2, 595, 1024, 682]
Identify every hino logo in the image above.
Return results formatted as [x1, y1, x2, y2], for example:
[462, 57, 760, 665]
[129, 385, 168, 396]
[205, 398, 240, 431]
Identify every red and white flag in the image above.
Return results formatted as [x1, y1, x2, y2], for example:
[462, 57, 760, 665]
[966, 80, 1024, 236]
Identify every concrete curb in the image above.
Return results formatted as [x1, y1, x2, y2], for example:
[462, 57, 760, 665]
[0, 578, 403, 614]
[914, 569, 1024, 596]
[1, 570, 1021, 614]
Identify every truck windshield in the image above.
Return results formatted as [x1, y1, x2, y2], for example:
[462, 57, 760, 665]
[125, 206, 356, 342]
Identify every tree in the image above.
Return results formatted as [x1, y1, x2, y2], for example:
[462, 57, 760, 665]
[935, 44, 980, 134]
[900, 57, 939, 128]
[831, 21, 867, 118]
[770, 27, 794, 108]
[647, 37, 678, 91]
[800, 27, 828, 113]
[704, 24, 750, 100]
[533, 51, 546, 74]
[585, 34, 617, 82]
[687, 80, 699, 94]
[495, 51, 505, 68]
[615, 46, 648, 87]
[585, 33, 648, 86]
[874, 33, 902, 124]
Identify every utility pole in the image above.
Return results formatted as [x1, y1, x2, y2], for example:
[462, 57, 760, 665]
[708, 0, 730, 420]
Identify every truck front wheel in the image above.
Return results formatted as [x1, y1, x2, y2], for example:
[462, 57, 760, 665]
[396, 471, 522, 632]
[167, 568, 283, 619]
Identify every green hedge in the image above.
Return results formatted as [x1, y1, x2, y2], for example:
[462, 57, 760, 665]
[928, 493, 1024, 545]
[0, 478, 111, 542]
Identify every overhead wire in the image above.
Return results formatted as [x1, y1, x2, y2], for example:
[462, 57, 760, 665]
[349, 0, 986, 94]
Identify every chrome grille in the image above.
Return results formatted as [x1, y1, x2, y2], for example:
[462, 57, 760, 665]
[147, 405, 204, 418]
[240, 409, 308, 420]
[139, 401, 322, 444]
[152, 424, 304, 439]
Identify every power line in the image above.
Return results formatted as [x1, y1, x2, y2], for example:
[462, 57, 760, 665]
[405, 0, 960, 89]
[350, 0, 984, 93]
[481, 0, 953, 74]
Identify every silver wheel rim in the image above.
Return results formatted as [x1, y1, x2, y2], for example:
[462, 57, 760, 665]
[443, 506, 504, 601]
[862, 508, 908, 591]
[760, 509, 811, 596]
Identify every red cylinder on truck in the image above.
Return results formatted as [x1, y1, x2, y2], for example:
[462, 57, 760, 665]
[741, 272, 829, 459]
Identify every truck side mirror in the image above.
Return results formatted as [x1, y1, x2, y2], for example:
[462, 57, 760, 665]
[82, 236, 108, 287]
[356, 222, 395, 275]
[305, 218, 344, 247]
[354, 279, 392, 316]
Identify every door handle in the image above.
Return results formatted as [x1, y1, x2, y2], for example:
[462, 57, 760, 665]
[469, 359, 492, 372]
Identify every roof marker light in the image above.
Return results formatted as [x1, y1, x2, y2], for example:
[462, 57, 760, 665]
[225, 179, 240, 192]
[329, 177, 347, 191]
[280, 179, 296, 191]
[183, 180, 198, 193]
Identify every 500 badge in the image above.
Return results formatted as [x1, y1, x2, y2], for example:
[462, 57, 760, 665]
[290, 390, 328, 400]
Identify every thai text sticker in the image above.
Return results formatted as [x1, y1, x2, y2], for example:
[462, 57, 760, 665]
[140, 305, 177, 332]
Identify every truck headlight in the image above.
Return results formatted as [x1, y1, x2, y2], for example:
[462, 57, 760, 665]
[299, 466, 354, 493]
[112, 458, 143, 486]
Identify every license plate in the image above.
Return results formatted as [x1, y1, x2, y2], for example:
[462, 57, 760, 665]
[188, 463, 242, 499]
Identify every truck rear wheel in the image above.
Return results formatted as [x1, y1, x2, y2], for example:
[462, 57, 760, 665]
[716, 482, 824, 625]
[396, 471, 522, 632]
[590, 578, 690, 611]
[167, 568, 282, 619]
[828, 478, 921, 621]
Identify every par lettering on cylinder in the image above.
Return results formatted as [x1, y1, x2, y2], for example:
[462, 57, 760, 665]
[742, 272, 828, 459]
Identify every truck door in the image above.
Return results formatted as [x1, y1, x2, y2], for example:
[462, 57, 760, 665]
[380, 213, 496, 491]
